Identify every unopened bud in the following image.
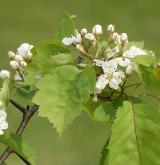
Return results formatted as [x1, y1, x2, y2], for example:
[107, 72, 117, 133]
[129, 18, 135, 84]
[76, 44, 85, 52]
[8, 51, 16, 60]
[15, 55, 23, 63]
[112, 32, 119, 41]
[107, 24, 115, 33]
[24, 52, 33, 61]
[20, 61, 27, 68]
[121, 33, 128, 43]
[92, 24, 103, 35]
[0, 70, 10, 79]
[10, 61, 20, 70]
[80, 28, 87, 36]
[85, 33, 96, 41]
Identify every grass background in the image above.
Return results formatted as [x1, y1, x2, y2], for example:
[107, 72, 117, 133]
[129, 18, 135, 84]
[0, 0, 160, 164]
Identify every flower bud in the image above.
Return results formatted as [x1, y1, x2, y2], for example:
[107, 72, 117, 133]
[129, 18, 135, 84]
[121, 33, 128, 43]
[15, 55, 23, 63]
[85, 33, 96, 41]
[80, 28, 87, 36]
[10, 61, 20, 70]
[92, 24, 103, 35]
[23, 52, 33, 61]
[8, 51, 16, 60]
[0, 70, 10, 79]
[20, 61, 27, 68]
[76, 44, 85, 52]
[107, 24, 115, 33]
[112, 32, 119, 41]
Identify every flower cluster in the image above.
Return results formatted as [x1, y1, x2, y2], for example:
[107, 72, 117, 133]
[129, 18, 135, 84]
[0, 102, 8, 135]
[8, 43, 34, 81]
[62, 24, 151, 99]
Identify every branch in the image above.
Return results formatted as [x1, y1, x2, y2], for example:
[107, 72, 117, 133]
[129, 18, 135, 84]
[0, 101, 39, 165]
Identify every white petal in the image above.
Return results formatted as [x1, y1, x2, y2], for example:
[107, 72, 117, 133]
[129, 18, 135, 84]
[17, 43, 33, 57]
[0, 129, 4, 135]
[62, 37, 75, 45]
[116, 57, 131, 67]
[109, 79, 119, 89]
[1, 121, 8, 129]
[123, 45, 147, 58]
[0, 110, 7, 120]
[85, 33, 96, 41]
[102, 59, 118, 73]
[94, 59, 105, 67]
[126, 65, 134, 75]
[96, 75, 109, 91]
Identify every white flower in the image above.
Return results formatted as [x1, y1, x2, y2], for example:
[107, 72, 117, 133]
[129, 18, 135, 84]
[17, 43, 34, 59]
[116, 57, 131, 67]
[10, 61, 20, 70]
[94, 59, 118, 73]
[92, 24, 103, 35]
[116, 57, 134, 75]
[123, 45, 147, 58]
[0, 70, 10, 79]
[85, 33, 96, 41]
[62, 36, 75, 45]
[107, 24, 115, 33]
[81, 28, 87, 36]
[96, 70, 125, 91]
[74, 31, 82, 44]
[120, 33, 128, 43]
[0, 110, 8, 135]
[62, 31, 82, 46]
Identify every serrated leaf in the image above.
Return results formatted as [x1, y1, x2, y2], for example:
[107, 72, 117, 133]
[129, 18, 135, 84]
[33, 65, 95, 134]
[138, 65, 160, 94]
[0, 79, 10, 110]
[94, 102, 114, 122]
[55, 11, 75, 40]
[134, 55, 155, 67]
[25, 42, 76, 85]
[0, 132, 36, 165]
[75, 65, 96, 103]
[108, 100, 160, 165]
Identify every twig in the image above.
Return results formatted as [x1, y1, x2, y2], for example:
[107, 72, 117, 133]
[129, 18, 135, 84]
[0, 100, 39, 165]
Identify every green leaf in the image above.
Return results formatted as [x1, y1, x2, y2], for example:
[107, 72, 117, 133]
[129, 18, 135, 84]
[55, 11, 75, 40]
[75, 65, 96, 103]
[138, 65, 160, 94]
[99, 138, 110, 165]
[108, 100, 160, 165]
[134, 55, 155, 67]
[33, 65, 95, 134]
[25, 42, 76, 85]
[0, 132, 36, 165]
[94, 102, 114, 122]
[0, 79, 10, 110]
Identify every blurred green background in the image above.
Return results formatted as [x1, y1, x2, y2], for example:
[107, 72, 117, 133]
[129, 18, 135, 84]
[0, 0, 160, 164]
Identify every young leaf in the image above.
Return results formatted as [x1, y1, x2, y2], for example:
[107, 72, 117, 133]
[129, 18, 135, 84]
[94, 102, 114, 122]
[138, 65, 160, 94]
[134, 55, 155, 67]
[75, 65, 96, 103]
[25, 43, 76, 85]
[0, 132, 36, 165]
[55, 11, 75, 40]
[33, 65, 95, 134]
[108, 100, 160, 165]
